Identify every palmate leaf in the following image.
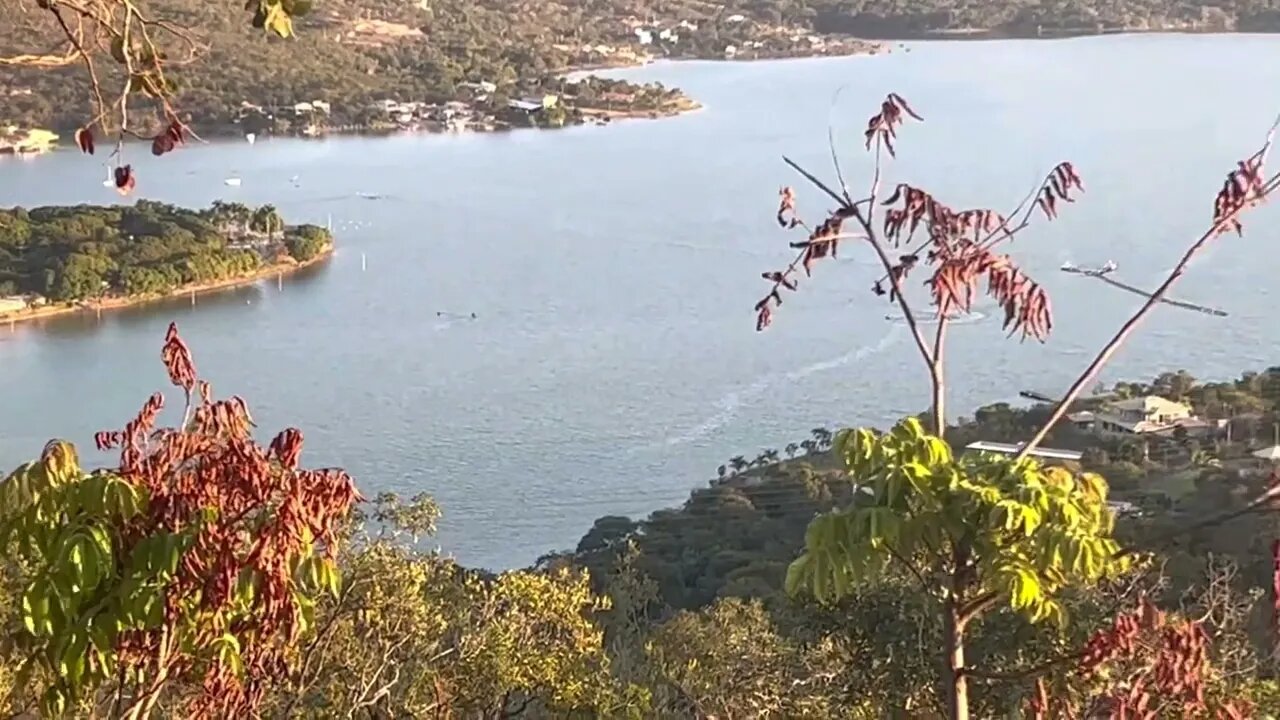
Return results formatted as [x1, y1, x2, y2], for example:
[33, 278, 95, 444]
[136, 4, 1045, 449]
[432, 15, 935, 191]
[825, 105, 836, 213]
[788, 417, 1129, 626]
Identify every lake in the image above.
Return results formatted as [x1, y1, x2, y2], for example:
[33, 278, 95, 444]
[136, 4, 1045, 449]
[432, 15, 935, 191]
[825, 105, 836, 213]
[1, 34, 1278, 569]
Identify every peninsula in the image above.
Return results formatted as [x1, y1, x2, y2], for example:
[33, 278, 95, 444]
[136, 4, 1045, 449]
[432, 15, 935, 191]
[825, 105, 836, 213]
[0, 200, 333, 325]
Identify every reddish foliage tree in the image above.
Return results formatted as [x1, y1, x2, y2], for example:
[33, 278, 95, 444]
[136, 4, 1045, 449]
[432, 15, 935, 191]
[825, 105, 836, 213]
[93, 322, 362, 717]
[1, 323, 360, 718]
[756, 93, 1083, 437]
[1026, 597, 1254, 719]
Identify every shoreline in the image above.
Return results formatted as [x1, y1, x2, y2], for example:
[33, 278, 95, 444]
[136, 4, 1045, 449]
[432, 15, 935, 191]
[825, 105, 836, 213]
[0, 248, 334, 328]
[18, 28, 1245, 149]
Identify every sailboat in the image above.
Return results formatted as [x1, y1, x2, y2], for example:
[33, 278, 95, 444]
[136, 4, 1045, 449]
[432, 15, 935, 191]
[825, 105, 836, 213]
[101, 164, 113, 188]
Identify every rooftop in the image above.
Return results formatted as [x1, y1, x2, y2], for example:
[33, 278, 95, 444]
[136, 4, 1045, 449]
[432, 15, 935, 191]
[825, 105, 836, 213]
[964, 441, 1083, 462]
[1105, 396, 1191, 414]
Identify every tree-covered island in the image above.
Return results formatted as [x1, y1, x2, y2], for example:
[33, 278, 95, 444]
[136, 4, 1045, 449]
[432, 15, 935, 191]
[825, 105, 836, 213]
[0, 200, 333, 321]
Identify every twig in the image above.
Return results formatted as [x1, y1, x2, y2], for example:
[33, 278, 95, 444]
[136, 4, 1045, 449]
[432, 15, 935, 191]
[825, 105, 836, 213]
[827, 84, 853, 205]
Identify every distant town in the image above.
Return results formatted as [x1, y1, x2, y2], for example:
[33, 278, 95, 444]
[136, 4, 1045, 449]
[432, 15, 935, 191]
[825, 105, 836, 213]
[0, 8, 885, 151]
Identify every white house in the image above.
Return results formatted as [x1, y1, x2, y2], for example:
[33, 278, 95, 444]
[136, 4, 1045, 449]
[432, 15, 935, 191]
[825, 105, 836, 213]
[1085, 396, 1202, 435]
[0, 296, 26, 315]
[634, 28, 653, 44]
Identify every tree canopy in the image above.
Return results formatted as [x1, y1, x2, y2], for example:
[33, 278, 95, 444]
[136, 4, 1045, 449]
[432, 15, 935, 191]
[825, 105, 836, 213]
[0, 201, 331, 303]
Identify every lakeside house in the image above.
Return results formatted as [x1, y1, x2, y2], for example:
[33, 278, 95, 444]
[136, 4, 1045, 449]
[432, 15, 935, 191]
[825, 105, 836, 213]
[507, 95, 560, 114]
[0, 127, 58, 155]
[1070, 395, 1215, 436]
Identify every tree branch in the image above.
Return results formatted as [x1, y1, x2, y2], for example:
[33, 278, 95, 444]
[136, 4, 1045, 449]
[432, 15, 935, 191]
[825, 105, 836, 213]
[886, 543, 935, 598]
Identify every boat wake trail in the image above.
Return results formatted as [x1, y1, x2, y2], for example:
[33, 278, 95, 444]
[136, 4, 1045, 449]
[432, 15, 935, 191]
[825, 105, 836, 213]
[635, 325, 903, 453]
[884, 309, 987, 327]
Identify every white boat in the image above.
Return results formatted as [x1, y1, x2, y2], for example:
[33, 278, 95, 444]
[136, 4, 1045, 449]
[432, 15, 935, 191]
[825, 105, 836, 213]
[245, 133, 256, 145]
[224, 177, 242, 187]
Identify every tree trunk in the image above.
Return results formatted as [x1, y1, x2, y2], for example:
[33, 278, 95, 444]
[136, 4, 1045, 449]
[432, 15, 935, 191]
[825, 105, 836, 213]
[942, 600, 969, 720]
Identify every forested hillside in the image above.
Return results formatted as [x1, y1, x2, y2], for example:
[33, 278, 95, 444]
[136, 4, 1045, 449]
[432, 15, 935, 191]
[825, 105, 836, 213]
[7, 0, 1274, 134]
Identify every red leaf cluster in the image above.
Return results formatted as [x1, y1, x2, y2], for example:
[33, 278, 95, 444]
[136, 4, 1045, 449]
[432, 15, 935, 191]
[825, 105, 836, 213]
[1036, 162, 1085, 219]
[151, 121, 187, 156]
[74, 127, 95, 155]
[1035, 595, 1252, 720]
[929, 249, 1054, 342]
[880, 183, 1059, 342]
[864, 92, 922, 156]
[161, 322, 196, 395]
[756, 189, 854, 331]
[94, 323, 362, 716]
[1213, 149, 1268, 235]
[881, 185, 1008, 248]
[113, 164, 136, 196]
[776, 186, 799, 228]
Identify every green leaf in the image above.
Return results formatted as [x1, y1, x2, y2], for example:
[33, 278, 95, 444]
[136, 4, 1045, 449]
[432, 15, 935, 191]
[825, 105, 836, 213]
[263, 1, 294, 38]
[41, 441, 80, 486]
[22, 578, 51, 636]
[784, 555, 809, 596]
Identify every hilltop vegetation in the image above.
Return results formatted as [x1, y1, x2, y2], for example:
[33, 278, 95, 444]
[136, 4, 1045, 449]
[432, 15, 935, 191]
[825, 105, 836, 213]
[0, 0, 875, 135]
[0, 200, 330, 303]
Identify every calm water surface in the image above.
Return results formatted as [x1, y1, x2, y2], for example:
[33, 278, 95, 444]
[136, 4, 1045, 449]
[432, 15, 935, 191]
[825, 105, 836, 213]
[2, 35, 1279, 569]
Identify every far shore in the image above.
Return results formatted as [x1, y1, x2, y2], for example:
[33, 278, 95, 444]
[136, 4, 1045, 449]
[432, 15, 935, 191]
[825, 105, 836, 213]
[19, 28, 1247, 149]
[0, 248, 334, 328]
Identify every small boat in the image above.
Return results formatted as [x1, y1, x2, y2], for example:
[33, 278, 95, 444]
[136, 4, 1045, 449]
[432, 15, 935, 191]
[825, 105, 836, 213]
[224, 177, 242, 187]
[245, 133, 256, 145]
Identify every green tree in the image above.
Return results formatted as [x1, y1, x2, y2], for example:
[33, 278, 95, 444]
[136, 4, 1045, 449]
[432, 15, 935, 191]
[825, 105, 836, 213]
[282, 225, 332, 263]
[263, 493, 642, 718]
[250, 204, 284, 240]
[786, 417, 1129, 718]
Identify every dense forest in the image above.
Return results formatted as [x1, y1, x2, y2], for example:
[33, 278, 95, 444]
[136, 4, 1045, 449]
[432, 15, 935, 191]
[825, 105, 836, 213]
[0, 201, 331, 304]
